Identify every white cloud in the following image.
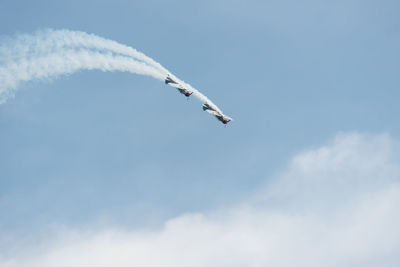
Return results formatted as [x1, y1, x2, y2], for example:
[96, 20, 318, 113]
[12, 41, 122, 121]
[1, 132, 400, 267]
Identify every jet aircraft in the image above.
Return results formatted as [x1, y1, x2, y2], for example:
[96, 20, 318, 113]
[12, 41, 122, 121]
[165, 75, 193, 97]
[202, 103, 233, 125]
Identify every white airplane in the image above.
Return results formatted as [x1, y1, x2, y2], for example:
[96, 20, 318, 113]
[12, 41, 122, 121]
[202, 103, 233, 125]
[165, 75, 193, 97]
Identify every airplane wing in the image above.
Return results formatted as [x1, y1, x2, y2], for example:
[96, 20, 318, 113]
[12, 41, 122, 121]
[169, 83, 185, 90]
[165, 75, 187, 90]
[225, 115, 233, 121]
[204, 109, 220, 116]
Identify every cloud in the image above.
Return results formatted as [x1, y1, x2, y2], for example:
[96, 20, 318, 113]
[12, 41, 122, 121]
[1, 132, 400, 267]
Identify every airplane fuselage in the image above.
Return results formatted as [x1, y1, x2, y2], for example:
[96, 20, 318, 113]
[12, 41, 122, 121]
[165, 75, 193, 97]
[202, 103, 231, 125]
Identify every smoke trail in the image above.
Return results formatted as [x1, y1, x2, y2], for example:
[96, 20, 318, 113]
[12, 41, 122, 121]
[0, 29, 223, 115]
[0, 29, 169, 75]
[0, 49, 164, 104]
[3, 50, 163, 83]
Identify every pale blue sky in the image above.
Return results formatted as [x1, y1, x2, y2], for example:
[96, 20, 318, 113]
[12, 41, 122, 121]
[1, 0, 399, 243]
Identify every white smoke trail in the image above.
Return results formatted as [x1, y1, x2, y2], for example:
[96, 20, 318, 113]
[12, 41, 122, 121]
[0, 50, 164, 104]
[0, 29, 168, 74]
[0, 29, 224, 115]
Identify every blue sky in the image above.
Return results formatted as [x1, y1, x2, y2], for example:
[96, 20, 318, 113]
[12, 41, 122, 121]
[1, 0, 400, 266]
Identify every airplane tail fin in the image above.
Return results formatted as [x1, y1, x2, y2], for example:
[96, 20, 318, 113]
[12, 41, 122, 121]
[202, 104, 210, 111]
[165, 75, 174, 84]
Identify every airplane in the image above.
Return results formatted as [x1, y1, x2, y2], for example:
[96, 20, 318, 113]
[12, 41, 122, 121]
[165, 75, 193, 97]
[202, 103, 233, 125]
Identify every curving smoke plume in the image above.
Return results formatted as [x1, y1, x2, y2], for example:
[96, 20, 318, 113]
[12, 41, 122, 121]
[0, 29, 220, 111]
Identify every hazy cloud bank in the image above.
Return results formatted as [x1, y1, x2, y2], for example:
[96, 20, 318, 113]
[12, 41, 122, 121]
[1, 132, 399, 267]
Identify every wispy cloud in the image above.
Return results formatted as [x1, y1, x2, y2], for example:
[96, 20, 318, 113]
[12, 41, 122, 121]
[2, 132, 399, 267]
